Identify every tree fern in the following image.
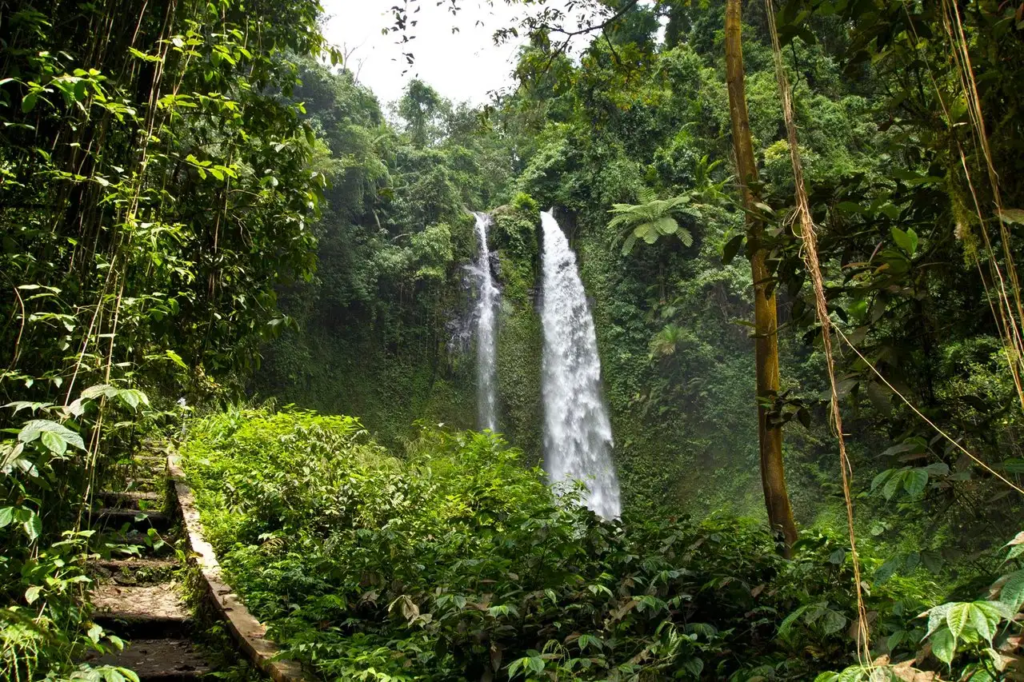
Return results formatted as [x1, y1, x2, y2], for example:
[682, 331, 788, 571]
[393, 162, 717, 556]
[609, 191, 696, 256]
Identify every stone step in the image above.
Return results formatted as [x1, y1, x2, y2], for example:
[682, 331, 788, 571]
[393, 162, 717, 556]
[97, 491, 164, 511]
[86, 638, 212, 681]
[90, 558, 178, 585]
[92, 585, 192, 638]
[93, 508, 174, 533]
[95, 530, 179, 558]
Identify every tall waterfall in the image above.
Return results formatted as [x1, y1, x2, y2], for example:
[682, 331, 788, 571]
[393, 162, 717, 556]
[471, 212, 500, 431]
[540, 211, 621, 519]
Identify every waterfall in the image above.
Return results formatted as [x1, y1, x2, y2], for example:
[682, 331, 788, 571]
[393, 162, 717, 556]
[471, 212, 500, 431]
[540, 211, 621, 519]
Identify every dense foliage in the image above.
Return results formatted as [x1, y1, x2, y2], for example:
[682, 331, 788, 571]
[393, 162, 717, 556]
[182, 406, 956, 681]
[1, 0, 334, 676]
[5, 0, 1024, 677]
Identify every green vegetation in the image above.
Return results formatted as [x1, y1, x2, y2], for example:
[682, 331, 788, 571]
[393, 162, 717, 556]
[4, 0, 1024, 678]
[179, 406, 933, 681]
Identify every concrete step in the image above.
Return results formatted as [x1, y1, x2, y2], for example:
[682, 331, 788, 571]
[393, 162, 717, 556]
[90, 558, 178, 585]
[97, 491, 164, 511]
[94, 529, 179, 558]
[86, 638, 212, 681]
[91, 585, 192, 638]
[93, 508, 174, 533]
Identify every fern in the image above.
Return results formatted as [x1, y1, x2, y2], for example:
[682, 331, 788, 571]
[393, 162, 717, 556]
[608, 190, 695, 255]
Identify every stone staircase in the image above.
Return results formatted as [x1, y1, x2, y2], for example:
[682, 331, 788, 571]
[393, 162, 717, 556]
[84, 449, 214, 680]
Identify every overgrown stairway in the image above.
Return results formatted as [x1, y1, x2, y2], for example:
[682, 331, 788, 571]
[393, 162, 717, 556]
[84, 447, 215, 680]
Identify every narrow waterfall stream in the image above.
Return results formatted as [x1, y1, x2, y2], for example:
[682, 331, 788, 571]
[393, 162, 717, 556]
[540, 211, 622, 519]
[471, 212, 500, 431]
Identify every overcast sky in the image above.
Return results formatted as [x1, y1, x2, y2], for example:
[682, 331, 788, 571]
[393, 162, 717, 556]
[321, 1, 531, 107]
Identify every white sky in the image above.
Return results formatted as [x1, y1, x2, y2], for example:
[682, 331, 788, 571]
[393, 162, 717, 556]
[321, 1, 532, 107]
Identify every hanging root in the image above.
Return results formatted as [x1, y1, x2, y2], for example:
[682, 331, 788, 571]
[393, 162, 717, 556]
[764, 0, 871, 661]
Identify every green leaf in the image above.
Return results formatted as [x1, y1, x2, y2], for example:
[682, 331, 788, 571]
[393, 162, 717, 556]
[40, 430, 68, 456]
[22, 91, 39, 113]
[882, 469, 904, 500]
[932, 626, 956, 664]
[682, 657, 704, 677]
[166, 350, 188, 369]
[871, 469, 895, 493]
[891, 227, 919, 256]
[0, 507, 13, 528]
[925, 603, 953, 638]
[19, 420, 85, 451]
[722, 234, 744, 265]
[622, 233, 638, 256]
[998, 569, 1024, 611]
[1002, 459, 1024, 474]
[24, 511, 41, 541]
[946, 602, 971, 640]
[922, 550, 944, 574]
[777, 604, 810, 639]
[25, 586, 42, 605]
[874, 557, 900, 584]
[653, 216, 678, 236]
[903, 468, 928, 497]
[969, 602, 1002, 644]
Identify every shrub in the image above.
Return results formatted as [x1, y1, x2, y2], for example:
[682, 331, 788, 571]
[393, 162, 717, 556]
[182, 407, 917, 680]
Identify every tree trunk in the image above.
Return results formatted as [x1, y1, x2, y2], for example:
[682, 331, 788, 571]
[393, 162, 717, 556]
[724, 0, 798, 555]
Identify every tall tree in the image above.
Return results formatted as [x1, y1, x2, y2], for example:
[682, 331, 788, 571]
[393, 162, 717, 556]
[724, 0, 798, 553]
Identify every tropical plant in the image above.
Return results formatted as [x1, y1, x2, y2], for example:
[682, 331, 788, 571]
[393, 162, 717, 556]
[609, 187, 696, 255]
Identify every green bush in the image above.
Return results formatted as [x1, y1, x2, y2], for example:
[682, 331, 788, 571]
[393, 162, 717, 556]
[182, 407, 927, 680]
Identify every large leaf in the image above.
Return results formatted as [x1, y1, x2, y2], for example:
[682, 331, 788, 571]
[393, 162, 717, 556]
[969, 601, 1003, 644]
[777, 604, 810, 639]
[621, 233, 638, 256]
[891, 227, 919, 256]
[924, 603, 952, 638]
[931, 626, 956, 664]
[945, 602, 971, 640]
[652, 216, 678, 236]
[882, 469, 905, 500]
[40, 430, 68, 456]
[18, 420, 85, 451]
[903, 468, 929, 497]
[998, 569, 1024, 611]
[722, 234, 744, 265]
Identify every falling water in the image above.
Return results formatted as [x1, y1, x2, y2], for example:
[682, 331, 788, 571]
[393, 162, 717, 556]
[471, 212, 500, 431]
[540, 211, 621, 519]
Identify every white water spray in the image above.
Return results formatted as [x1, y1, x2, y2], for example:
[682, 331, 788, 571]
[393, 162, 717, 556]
[540, 211, 621, 519]
[471, 212, 500, 431]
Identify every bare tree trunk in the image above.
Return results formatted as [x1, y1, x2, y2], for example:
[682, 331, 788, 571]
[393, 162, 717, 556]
[724, 0, 798, 556]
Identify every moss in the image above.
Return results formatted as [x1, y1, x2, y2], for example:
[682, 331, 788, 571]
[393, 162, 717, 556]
[493, 202, 544, 465]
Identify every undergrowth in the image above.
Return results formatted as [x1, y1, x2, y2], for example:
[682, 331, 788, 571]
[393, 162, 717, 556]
[178, 406, 1002, 681]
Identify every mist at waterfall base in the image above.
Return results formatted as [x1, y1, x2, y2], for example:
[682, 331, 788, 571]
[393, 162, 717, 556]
[470, 212, 500, 432]
[539, 211, 622, 520]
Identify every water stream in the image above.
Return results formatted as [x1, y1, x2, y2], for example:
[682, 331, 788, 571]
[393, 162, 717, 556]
[471, 212, 500, 431]
[540, 211, 621, 519]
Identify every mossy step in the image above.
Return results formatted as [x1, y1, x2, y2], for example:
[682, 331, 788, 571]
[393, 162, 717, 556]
[115, 478, 169, 493]
[91, 585, 192, 638]
[89, 558, 178, 585]
[86, 638, 212, 681]
[97, 491, 164, 511]
[93, 508, 174, 533]
[94, 530, 180, 558]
